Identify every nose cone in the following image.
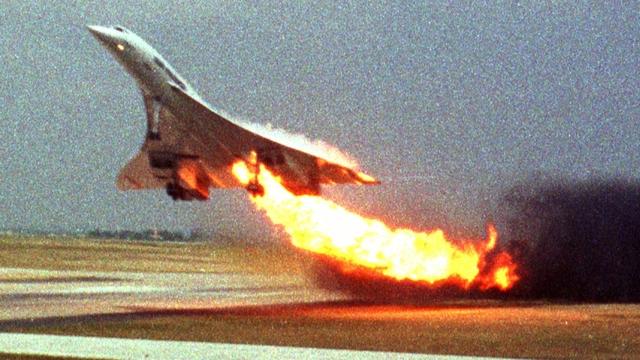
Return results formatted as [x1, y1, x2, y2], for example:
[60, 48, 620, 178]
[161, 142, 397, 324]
[87, 25, 112, 45]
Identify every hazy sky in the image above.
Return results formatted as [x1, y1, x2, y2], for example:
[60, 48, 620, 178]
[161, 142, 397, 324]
[1, 1, 638, 238]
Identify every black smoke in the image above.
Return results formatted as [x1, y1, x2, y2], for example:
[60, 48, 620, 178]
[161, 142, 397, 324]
[499, 178, 640, 302]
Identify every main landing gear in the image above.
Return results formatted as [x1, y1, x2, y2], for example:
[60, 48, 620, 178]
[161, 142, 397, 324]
[246, 182, 265, 197]
[245, 153, 265, 197]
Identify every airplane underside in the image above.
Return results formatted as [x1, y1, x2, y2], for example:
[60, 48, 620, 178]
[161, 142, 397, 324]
[146, 148, 321, 202]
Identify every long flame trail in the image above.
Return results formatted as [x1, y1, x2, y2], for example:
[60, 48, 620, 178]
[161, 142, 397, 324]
[232, 161, 519, 291]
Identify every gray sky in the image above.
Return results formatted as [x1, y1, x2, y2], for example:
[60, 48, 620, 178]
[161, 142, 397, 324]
[1, 1, 638, 238]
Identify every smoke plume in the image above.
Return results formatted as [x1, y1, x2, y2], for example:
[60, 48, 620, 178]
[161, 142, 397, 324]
[499, 178, 640, 301]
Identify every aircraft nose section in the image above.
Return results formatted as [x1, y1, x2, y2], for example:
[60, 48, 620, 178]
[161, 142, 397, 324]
[87, 25, 112, 44]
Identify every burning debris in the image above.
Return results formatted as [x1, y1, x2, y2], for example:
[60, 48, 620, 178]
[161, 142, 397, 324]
[232, 161, 519, 293]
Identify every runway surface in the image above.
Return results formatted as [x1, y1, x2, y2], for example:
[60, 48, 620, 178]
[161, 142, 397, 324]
[0, 266, 367, 359]
[0, 333, 489, 359]
[0, 238, 638, 358]
[0, 266, 494, 359]
[0, 266, 344, 322]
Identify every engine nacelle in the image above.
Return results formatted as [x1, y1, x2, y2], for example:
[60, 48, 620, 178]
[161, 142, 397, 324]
[147, 151, 211, 201]
[148, 151, 179, 169]
[254, 148, 320, 196]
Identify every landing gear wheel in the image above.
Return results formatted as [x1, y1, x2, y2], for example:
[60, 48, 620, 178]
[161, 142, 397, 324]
[147, 131, 161, 141]
[166, 183, 179, 200]
[246, 182, 264, 197]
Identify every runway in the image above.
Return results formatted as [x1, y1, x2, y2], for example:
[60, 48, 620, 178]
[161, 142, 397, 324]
[0, 237, 638, 358]
[0, 265, 371, 359]
[0, 266, 344, 322]
[0, 266, 490, 359]
[0, 333, 487, 359]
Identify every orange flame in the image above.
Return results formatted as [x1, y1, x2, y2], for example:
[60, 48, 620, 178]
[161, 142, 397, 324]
[232, 161, 518, 291]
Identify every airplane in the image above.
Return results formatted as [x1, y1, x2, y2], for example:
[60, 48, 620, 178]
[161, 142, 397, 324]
[87, 25, 378, 201]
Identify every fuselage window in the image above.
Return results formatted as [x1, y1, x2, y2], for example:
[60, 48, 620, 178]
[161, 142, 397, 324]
[153, 57, 166, 69]
[164, 68, 187, 90]
[154, 57, 187, 90]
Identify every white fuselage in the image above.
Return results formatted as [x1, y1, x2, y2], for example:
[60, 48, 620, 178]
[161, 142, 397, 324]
[87, 25, 199, 104]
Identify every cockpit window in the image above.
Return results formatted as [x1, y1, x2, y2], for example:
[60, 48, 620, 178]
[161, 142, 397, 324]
[114, 26, 126, 33]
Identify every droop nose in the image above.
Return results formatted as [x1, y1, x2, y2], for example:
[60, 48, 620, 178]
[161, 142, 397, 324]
[87, 25, 112, 44]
